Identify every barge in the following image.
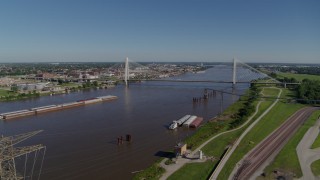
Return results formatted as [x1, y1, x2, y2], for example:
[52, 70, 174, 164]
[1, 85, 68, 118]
[190, 117, 203, 128]
[0, 110, 35, 120]
[82, 98, 102, 104]
[62, 102, 84, 108]
[183, 116, 197, 127]
[176, 115, 191, 126]
[0, 95, 118, 120]
[97, 95, 118, 101]
[33, 105, 63, 114]
[168, 115, 204, 129]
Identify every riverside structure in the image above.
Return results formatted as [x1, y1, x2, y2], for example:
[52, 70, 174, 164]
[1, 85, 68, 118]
[0, 66, 250, 179]
[0, 95, 117, 120]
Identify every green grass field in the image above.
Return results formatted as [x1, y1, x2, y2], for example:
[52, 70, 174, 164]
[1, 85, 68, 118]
[311, 135, 320, 149]
[261, 87, 280, 97]
[184, 89, 253, 150]
[0, 89, 10, 96]
[168, 88, 277, 179]
[264, 110, 320, 178]
[277, 72, 320, 81]
[168, 161, 215, 180]
[217, 100, 305, 179]
[222, 95, 248, 116]
[202, 128, 242, 157]
[202, 100, 274, 158]
[133, 158, 165, 180]
[311, 159, 320, 177]
[170, 101, 274, 180]
[133, 89, 255, 180]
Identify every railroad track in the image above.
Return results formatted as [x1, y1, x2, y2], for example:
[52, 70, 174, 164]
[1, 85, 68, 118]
[233, 106, 319, 180]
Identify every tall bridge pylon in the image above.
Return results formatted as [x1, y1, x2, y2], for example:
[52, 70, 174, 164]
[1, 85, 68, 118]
[111, 57, 280, 85]
[232, 57, 280, 85]
[233, 57, 236, 85]
[110, 57, 159, 86]
[124, 57, 129, 86]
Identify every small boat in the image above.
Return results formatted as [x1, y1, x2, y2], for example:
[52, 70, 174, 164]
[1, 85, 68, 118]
[169, 121, 178, 130]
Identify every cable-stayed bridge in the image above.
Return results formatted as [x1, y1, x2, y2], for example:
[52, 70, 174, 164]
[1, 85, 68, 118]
[112, 57, 299, 87]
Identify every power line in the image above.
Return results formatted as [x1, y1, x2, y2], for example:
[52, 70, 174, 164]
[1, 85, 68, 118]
[0, 130, 46, 180]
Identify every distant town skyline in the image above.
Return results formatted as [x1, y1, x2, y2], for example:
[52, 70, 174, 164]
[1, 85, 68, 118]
[0, 0, 319, 63]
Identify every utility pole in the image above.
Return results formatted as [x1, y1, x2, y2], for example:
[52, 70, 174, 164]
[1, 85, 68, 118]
[0, 130, 46, 180]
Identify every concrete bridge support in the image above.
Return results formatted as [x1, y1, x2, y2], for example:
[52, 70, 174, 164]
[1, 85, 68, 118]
[232, 57, 237, 86]
[124, 57, 129, 86]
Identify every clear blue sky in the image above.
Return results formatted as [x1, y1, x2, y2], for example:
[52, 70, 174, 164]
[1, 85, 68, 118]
[0, 0, 319, 63]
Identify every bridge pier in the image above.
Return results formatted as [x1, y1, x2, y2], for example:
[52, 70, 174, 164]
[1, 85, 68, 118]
[232, 57, 236, 86]
[124, 57, 129, 86]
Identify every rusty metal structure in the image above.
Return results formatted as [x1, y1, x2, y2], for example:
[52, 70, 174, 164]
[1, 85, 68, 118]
[0, 130, 46, 180]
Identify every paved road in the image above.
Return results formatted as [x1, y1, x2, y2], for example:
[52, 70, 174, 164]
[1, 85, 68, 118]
[159, 87, 279, 180]
[232, 106, 319, 180]
[297, 117, 320, 180]
[210, 88, 282, 179]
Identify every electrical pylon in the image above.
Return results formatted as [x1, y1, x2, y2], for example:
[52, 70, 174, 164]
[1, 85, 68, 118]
[0, 130, 46, 180]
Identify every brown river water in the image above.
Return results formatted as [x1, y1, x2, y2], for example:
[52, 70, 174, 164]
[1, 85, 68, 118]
[0, 66, 251, 179]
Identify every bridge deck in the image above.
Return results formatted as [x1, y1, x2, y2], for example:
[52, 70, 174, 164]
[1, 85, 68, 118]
[126, 79, 300, 85]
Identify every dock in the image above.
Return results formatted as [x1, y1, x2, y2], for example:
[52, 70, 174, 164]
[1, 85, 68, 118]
[0, 95, 117, 120]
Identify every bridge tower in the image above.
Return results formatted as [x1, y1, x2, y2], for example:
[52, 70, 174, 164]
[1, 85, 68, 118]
[232, 57, 236, 85]
[124, 57, 129, 86]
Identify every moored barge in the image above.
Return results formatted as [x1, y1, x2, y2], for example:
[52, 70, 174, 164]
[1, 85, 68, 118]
[32, 105, 63, 114]
[0, 110, 35, 120]
[176, 115, 191, 126]
[190, 117, 203, 128]
[183, 115, 197, 127]
[0, 95, 118, 120]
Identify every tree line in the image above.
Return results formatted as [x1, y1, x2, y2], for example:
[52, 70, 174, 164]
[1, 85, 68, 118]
[230, 85, 260, 128]
[296, 79, 320, 104]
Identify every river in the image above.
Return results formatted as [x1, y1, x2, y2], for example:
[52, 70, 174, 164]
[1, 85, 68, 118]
[0, 66, 250, 179]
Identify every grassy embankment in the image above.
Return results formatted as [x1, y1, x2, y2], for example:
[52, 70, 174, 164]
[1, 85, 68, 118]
[262, 110, 320, 178]
[167, 161, 215, 180]
[134, 87, 260, 179]
[0, 88, 40, 101]
[311, 135, 320, 149]
[277, 72, 320, 81]
[255, 72, 320, 178]
[0, 89, 10, 96]
[132, 158, 165, 180]
[217, 88, 305, 179]
[202, 87, 278, 158]
[202, 98, 275, 157]
[0, 81, 112, 101]
[167, 87, 279, 179]
[311, 159, 320, 176]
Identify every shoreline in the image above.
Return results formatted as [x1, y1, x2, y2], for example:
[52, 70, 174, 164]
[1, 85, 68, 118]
[133, 85, 257, 179]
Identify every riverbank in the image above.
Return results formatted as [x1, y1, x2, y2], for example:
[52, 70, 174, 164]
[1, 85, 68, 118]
[133, 85, 260, 179]
[262, 109, 320, 179]
[165, 87, 279, 180]
[0, 82, 115, 102]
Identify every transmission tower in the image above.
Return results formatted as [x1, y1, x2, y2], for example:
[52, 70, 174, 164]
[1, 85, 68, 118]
[0, 130, 46, 180]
